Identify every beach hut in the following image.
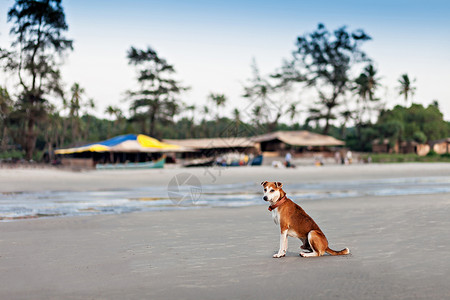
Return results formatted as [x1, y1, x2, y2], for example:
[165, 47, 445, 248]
[55, 134, 185, 168]
[430, 138, 450, 154]
[371, 138, 430, 155]
[252, 130, 344, 156]
[163, 137, 257, 158]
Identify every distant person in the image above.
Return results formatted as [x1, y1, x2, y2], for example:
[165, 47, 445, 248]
[285, 151, 292, 168]
[346, 151, 353, 164]
[334, 151, 341, 164]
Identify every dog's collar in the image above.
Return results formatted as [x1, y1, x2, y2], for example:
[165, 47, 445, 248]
[268, 195, 287, 211]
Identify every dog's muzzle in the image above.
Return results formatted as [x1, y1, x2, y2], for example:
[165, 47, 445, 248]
[263, 196, 268, 201]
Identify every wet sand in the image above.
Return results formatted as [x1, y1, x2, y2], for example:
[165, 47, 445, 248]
[1, 163, 450, 299]
[1, 162, 450, 193]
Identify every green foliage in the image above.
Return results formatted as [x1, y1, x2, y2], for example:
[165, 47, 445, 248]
[346, 127, 378, 152]
[426, 150, 438, 157]
[208, 93, 227, 120]
[361, 153, 450, 163]
[375, 103, 448, 144]
[290, 23, 371, 134]
[412, 131, 427, 144]
[5, 0, 73, 160]
[243, 59, 293, 131]
[126, 46, 188, 138]
[0, 149, 24, 160]
[376, 119, 404, 141]
[1, 12, 449, 162]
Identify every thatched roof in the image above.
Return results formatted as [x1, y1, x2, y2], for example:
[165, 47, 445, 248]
[165, 131, 343, 149]
[430, 137, 450, 144]
[253, 131, 344, 147]
[372, 138, 422, 146]
[163, 137, 256, 149]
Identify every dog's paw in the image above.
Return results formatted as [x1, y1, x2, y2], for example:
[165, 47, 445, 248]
[299, 252, 306, 257]
[301, 245, 312, 251]
[273, 253, 286, 258]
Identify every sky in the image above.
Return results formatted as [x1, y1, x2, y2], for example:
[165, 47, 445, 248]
[0, 0, 449, 123]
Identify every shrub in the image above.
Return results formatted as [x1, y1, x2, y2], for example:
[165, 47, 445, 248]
[426, 150, 438, 157]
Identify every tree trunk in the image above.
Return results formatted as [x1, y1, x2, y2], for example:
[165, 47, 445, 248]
[47, 142, 54, 162]
[149, 111, 156, 137]
[267, 111, 281, 133]
[1, 126, 8, 151]
[71, 116, 79, 144]
[340, 123, 346, 138]
[59, 117, 67, 148]
[323, 107, 332, 135]
[25, 117, 36, 161]
[85, 115, 91, 141]
[149, 105, 158, 137]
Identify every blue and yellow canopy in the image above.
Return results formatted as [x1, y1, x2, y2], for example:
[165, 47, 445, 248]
[55, 134, 181, 155]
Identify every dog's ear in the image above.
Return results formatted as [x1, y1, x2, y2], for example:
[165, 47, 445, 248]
[261, 181, 268, 186]
[275, 182, 283, 188]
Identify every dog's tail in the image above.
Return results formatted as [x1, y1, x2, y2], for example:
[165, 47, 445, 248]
[326, 247, 350, 255]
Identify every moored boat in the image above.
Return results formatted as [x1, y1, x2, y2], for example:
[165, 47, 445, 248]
[96, 156, 165, 170]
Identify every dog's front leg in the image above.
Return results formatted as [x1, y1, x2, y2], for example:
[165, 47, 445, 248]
[273, 230, 288, 258]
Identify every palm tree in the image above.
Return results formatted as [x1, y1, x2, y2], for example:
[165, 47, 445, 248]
[354, 64, 380, 121]
[358, 64, 379, 100]
[200, 105, 210, 137]
[105, 105, 123, 122]
[287, 102, 300, 123]
[398, 73, 416, 105]
[340, 110, 353, 138]
[208, 93, 227, 120]
[243, 59, 278, 131]
[252, 105, 263, 128]
[184, 104, 196, 138]
[69, 83, 85, 143]
[83, 98, 96, 140]
[201, 105, 209, 121]
[233, 108, 241, 129]
[105, 105, 124, 138]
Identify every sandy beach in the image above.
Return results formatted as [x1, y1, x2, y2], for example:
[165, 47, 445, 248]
[1, 162, 450, 193]
[1, 163, 450, 299]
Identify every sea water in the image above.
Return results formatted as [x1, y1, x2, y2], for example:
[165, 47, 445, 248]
[1, 176, 449, 221]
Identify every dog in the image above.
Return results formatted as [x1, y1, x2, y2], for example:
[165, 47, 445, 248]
[261, 181, 350, 258]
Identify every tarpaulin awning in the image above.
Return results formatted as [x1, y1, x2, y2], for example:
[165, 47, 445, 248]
[55, 134, 183, 154]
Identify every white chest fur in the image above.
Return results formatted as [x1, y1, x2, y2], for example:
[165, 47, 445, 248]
[271, 208, 280, 225]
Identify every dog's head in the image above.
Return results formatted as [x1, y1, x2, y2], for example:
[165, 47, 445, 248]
[261, 181, 285, 204]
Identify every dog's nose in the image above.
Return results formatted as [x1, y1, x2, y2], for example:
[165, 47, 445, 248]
[263, 196, 268, 201]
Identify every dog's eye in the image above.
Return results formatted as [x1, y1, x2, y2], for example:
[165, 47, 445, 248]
[270, 189, 274, 193]
[264, 189, 266, 192]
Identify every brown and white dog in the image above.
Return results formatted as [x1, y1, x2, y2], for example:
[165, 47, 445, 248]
[262, 181, 350, 258]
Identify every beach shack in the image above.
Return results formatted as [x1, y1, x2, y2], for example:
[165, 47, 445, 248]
[430, 138, 450, 154]
[252, 130, 344, 156]
[163, 137, 258, 158]
[372, 138, 430, 155]
[55, 134, 186, 169]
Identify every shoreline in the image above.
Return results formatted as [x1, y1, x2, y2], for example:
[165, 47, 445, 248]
[1, 162, 449, 193]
